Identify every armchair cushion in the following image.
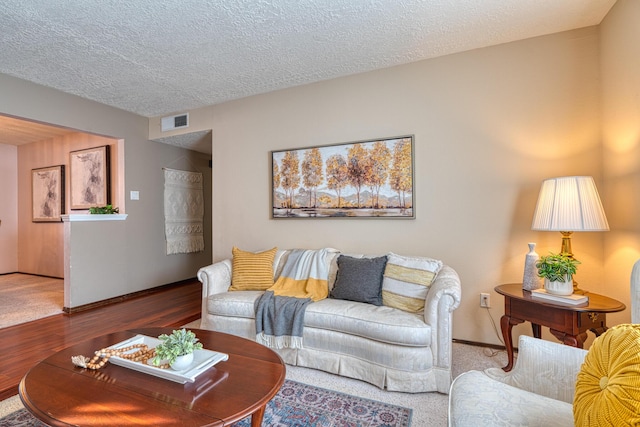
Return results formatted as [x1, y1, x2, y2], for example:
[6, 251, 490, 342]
[229, 247, 278, 291]
[449, 370, 574, 427]
[574, 323, 640, 426]
[484, 335, 587, 403]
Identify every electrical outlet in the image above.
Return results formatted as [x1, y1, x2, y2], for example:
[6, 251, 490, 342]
[480, 293, 490, 308]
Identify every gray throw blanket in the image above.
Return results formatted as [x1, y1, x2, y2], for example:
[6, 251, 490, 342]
[255, 290, 312, 349]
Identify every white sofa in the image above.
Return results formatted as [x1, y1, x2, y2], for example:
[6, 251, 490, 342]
[197, 249, 462, 393]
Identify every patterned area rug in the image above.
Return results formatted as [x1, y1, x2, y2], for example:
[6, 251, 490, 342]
[0, 380, 411, 427]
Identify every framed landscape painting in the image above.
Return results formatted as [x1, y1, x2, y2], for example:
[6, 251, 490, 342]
[271, 135, 414, 219]
[32, 165, 65, 222]
[69, 145, 110, 210]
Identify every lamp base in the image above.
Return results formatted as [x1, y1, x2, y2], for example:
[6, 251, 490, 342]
[573, 280, 587, 295]
[559, 232, 588, 294]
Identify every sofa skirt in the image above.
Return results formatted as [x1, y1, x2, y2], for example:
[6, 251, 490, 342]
[202, 313, 450, 393]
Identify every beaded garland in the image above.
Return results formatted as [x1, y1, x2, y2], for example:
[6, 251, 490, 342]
[71, 344, 170, 370]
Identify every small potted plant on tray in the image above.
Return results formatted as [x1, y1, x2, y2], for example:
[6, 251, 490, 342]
[152, 329, 203, 370]
[535, 252, 580, 296]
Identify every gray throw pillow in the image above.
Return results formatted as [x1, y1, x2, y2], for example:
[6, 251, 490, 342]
[330, 255, 388, 305]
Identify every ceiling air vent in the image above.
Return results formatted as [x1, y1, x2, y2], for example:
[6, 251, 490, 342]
[161, 113, 189, 132]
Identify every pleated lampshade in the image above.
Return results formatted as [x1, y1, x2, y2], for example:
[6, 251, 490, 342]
[531, 176, 609, 232]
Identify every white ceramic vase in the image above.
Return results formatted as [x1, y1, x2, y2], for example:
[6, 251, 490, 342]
[544, 276, 573, 296]
[170, 353, 194, 370]
[522, 243, 541, 291]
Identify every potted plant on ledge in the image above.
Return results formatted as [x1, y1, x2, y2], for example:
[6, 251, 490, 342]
[535, 252, 581, 296]
[152, 329, 203, 370]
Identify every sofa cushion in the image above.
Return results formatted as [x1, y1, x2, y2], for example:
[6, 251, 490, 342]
[305, 298, 430, 347]
[382, 252, 442, 313]
[230, 246, 277, 291]
[574, 324, 640, 426]
[330, 255, 387, 305]
[207, 292, 430, 347]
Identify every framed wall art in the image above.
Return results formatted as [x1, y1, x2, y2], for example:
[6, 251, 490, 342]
[271, 135, 414, 219]
[69, 145, 110, 210]
[32, 165, 65, 222]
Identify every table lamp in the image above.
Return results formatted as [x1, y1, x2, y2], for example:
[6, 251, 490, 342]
[531, 176, 609, 293]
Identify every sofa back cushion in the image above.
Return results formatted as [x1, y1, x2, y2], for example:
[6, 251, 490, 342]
[229, 246, 278, 291]
[382, 253, 443, 313]
[329, 255, 387, 305]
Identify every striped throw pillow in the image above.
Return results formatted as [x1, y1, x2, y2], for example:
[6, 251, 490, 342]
[229, 247, 278, 291]
[382, 253, 443, 313]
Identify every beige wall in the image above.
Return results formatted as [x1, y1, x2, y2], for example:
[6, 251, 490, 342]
[17, 133, 119, 278]
[0, 143, 18, 273]
[177, 26, 607, 345]
[601, 0, 640, 318]
[0, 74, 213, 308]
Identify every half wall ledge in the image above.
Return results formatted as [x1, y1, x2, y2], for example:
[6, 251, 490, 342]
[63, 213, 128, 310]
[61, 214, 128, 222]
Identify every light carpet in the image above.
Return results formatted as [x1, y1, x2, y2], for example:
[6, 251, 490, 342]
[0, 273, 63, 329]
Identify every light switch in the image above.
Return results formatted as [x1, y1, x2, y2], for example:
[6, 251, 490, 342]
[130, 190, 140, 200]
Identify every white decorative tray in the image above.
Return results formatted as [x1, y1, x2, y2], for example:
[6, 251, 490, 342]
[107, 334, 229, 384]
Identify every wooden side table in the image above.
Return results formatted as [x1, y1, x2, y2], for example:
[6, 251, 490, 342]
[495, 284, 625, 372]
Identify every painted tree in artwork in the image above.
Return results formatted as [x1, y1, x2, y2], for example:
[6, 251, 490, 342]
[389, 139, 412, 209]
[326, 154, 348, 207]
[280, 151, 300, 208]
[366, 141, 391, 208]
[272, 161, 281, 207]
[301, 147, 323, 207]
[347, 143, 369, 208]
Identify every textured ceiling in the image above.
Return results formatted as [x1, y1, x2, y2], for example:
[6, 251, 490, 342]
[0, 0, 616, 120]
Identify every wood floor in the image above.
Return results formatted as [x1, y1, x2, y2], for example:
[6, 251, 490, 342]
[0, 279, 202, 401]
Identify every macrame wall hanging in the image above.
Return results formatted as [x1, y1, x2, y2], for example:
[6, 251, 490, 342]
[163, 168, 205, 255]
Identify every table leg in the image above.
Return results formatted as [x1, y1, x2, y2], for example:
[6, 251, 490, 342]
[500, 315, 524, 372]
[251, 405, 266, 427]
[531, 323, 541, 338]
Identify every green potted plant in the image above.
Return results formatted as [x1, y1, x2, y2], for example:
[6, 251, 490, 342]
[89, 205, 119, 214]
[535, 252, 581, 296]
[152, 329, 203, 370]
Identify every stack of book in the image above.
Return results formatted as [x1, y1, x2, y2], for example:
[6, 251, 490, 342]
[530, 288, 588, 305]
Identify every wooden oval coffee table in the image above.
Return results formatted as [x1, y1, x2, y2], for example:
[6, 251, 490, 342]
[19, 327, 286, 426]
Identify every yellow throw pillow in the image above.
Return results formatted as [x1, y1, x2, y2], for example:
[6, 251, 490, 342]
[229, 247, 277, 291]
[574, 323, 640, 426]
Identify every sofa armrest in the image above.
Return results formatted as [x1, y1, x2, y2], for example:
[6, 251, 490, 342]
[197, 259, 233, 298]
[424, 265, 462, 372]
[484, 335, 588, 404]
